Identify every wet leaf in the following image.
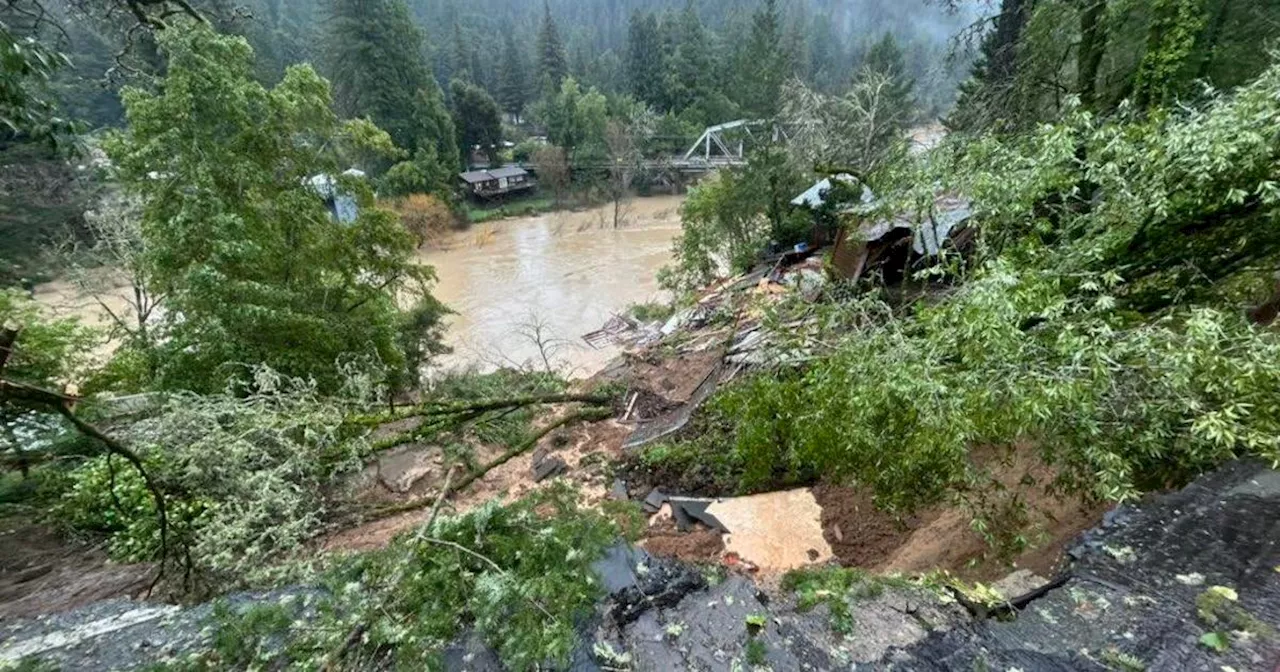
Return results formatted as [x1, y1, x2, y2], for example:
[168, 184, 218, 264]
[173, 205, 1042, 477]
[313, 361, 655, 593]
[1199, 631, 1229, 653]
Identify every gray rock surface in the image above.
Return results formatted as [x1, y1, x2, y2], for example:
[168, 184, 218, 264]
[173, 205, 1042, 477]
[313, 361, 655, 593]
[883, 459, 1280, 671]
[4, 460, 1278, 671]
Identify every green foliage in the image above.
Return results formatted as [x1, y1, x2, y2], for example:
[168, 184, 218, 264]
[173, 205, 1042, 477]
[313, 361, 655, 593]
[626, 11, 667, 109]
[930, 60, 1280, 312]
[704, 264, 1280, 510]
[57, 368, 368, 587]
[952, 0, 1280, 130]
[464, 195, 558, 223]
[103, 26, 443, 394]
[0, 21, 79, 149]
[1195, 584, 1274, 644]
[204, 601, 296, 669]
[1099, 648, 1147, 671]
[626, 301, 674, 323]
[379, 147, 456, 199]
[1132, 0, 1208, 108]
[781, 566, 898, 634]
[660, 170, 765, 290]
[450, 79, 504, 164]
[171, 484, 619, 670]
[498, 30, 529, 119]
[0, 288, 96, 386]
[1198, 631, 1229, 653]
[419, 369, 567, 449]
[543, 77, 608, 162]
[744, 637, 767, 667]
[659, 147, 807, 291]
[59, 451, 204, 563]
[861, 31, 915, 116]
[737, 0, 788, 119]
[536, 2, 569, 92]
[322, 0, 448, 160]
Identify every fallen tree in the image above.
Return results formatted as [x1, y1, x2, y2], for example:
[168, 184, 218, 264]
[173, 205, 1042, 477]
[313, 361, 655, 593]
[368, 405, 615, 521]
[1, 327, 174, 591]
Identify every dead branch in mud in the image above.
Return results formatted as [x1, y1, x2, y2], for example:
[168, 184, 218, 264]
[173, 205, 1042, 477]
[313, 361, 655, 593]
[354, 391, 613, 425]
[450, 407, 613, 492]
[367, 407, 614, 521]
[424, 466, 457, 533]
[362, 391, 615, 452]
[0, 327, 173, 592]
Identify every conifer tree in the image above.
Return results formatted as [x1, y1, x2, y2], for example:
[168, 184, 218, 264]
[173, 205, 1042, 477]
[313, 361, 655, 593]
[323, 0, 435, 154]
[738, 0, 788, 119]
[626, 11, 666, 109]
[536, 1, 569, 92]
[451, 22, 473, 83]
[861, 32, 915, 117]
[498, 30, 529, 121]
[665, 1, 712, 113]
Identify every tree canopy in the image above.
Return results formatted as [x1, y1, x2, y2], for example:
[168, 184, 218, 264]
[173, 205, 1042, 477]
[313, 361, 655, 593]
[104, 25, 446, 393]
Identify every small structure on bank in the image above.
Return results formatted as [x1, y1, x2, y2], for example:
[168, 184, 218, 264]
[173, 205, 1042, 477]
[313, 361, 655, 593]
[307, 168, 365, 224]
[458, 166, 536, 200]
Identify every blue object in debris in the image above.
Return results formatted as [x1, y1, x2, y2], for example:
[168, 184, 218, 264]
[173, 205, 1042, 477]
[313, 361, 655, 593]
[793, 242, 810, 254]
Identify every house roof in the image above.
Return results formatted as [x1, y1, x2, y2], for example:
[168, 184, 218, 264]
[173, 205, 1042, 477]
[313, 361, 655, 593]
[791, 174, 873, 210]
[488, 166, 528, 179]
[913, 195, 972, 255]
[459, 166, 529, 183]
[852, 194, 973, 254]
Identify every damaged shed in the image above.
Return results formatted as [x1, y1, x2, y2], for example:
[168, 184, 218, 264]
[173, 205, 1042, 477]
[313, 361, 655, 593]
[791, 176, 974, 282]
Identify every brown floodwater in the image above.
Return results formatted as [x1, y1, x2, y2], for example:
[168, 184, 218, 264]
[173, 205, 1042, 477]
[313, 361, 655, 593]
[420, 194, 684, 377]
[33, 195, 684, 378]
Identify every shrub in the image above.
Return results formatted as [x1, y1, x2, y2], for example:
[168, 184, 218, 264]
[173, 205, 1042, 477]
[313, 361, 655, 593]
[685, 262, 1280, 512]
[391, 193, 457, 246]
[57, 367, 368, 589]
[159, 484, 620, 670]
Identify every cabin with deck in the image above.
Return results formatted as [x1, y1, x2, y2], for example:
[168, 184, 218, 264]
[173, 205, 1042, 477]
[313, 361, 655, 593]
[458, 166, 536, 200]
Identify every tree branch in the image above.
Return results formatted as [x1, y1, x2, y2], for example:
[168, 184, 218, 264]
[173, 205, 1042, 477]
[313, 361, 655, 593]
[368, 407, 612, 520]
[0, 329, 171, 592]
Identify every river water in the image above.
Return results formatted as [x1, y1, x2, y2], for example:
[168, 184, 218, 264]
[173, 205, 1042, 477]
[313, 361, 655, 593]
[32, 195, 684, 378]
[420, 195, 683, 377]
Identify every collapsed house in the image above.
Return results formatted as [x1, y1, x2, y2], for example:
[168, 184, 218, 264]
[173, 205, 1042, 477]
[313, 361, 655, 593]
[791, 175, 974, 283]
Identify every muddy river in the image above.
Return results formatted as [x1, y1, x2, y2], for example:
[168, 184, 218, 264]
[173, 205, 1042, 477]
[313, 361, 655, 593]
[421, 195, 683, 377]
[34, 195, 684, 378]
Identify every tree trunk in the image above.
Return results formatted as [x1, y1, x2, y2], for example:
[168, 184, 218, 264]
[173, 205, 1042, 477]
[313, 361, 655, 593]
[989, 0, 1036, 87]
[1076, 0, 1109, 109]
[1194, 0, 1233, 81]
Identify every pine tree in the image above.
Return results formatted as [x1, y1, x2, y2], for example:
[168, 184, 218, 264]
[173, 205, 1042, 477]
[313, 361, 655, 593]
[807, 12, 845, 92]
[323, 0, 435, 154]
[945, 0, 1034, 131]
[666, 1, 712, 114]
[536, 1, 568, 92]
[451, 22, 472, 83]
[862, 32, 915, 115]
[785, 1, 810, 82]
[498, 30, 529, 121]
[738, 0, 787, 119]
[412, 81, 461, 172]
[626, 11, 666, 108]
